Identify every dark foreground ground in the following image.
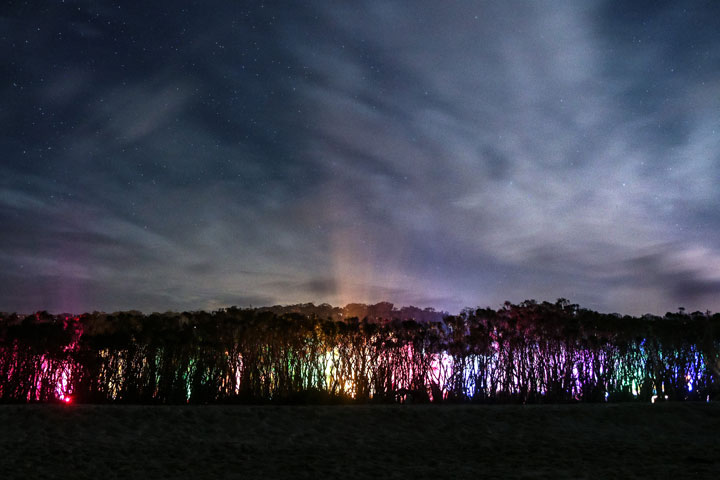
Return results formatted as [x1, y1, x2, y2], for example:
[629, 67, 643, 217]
[1, 403, 719, 479]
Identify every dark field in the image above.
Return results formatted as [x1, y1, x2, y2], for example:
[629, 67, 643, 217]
[2, 403, 719, 479]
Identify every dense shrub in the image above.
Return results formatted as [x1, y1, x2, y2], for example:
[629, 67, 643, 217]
[1, 300, 718, 403]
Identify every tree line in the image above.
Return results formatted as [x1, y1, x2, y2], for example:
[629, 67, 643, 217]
[1, 299, 719, 404]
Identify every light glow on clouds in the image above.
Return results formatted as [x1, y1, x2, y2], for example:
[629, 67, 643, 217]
[1, 1, 719, 315]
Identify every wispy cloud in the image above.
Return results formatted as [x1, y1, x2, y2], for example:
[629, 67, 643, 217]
[1, 1, 719, 315]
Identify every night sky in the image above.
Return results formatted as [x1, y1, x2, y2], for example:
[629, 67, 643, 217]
[2, 1, 719, 316]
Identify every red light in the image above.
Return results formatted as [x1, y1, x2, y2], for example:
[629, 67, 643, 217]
[63, 397, 72, 404]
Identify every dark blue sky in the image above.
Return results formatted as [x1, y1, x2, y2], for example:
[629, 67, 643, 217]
[2, 1, 720, 315]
